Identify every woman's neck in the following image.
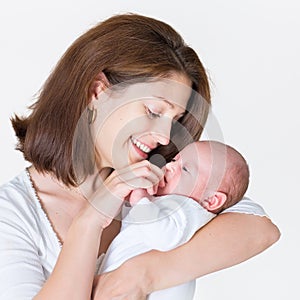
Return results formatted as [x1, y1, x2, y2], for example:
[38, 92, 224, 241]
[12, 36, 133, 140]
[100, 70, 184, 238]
[77, 167, 113, 199]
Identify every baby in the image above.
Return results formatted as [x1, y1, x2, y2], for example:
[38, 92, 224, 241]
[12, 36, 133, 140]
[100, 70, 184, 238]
[98, 140, 250, 299]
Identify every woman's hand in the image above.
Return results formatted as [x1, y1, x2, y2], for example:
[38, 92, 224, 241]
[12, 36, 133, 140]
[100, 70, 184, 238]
[86, 160, 165, 228]
[92, 254, 155, 300]
[104, 160, 164, 199]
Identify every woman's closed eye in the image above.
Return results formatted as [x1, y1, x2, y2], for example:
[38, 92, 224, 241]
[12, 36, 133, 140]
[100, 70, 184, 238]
[145, 106, 162, 119]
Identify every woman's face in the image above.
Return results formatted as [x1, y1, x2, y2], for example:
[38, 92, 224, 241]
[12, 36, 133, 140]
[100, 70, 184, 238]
[92, 73, 192, 169]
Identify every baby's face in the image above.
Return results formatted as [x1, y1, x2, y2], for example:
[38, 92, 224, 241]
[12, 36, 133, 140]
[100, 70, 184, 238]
[156, 142, 209, 200]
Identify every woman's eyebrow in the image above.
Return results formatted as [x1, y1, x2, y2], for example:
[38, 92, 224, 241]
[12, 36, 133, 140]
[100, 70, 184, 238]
[153, 95, 186, 115]
[152, 96, 174, 108]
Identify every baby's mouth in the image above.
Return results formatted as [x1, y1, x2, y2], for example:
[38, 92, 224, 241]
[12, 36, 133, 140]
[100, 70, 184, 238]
[163, 174, 168, 185]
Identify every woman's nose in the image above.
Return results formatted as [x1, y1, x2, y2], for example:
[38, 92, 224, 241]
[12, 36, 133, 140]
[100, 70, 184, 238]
[151, 117, 172, 146]
[152, 133, 170, 146]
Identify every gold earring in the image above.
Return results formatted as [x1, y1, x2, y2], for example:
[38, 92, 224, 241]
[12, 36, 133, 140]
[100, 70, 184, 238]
[88, 107, 97, 124]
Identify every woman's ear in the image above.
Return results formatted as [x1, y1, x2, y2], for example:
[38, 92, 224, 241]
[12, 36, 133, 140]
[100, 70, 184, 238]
[89, 72, 110, 100]
[201, 192, 227, 211]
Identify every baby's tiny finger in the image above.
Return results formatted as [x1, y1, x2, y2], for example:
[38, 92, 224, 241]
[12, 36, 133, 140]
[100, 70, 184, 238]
[158, 176, 165, 187]
[146, 186, 155, 195]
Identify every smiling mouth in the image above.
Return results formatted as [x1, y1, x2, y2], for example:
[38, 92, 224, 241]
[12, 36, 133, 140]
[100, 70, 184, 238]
[130, 137, 152, 154]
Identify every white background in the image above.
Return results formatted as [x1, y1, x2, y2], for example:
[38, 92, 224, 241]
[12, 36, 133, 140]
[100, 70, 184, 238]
[0, 1, 299, 299]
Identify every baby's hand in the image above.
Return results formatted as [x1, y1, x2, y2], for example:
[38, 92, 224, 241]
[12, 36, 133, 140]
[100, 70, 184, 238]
[129, 189, 150, 206]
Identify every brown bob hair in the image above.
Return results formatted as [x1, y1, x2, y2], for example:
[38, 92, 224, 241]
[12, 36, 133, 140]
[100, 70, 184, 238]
[11, 13, 211, 186]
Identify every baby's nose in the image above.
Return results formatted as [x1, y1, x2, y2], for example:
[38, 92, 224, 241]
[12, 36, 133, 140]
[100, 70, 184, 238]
[165, 161, 175, 172]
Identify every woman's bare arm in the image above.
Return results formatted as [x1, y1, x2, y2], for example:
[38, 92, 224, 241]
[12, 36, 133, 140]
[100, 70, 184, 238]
[34, 206, 104, 300]
[93, 213, 280, 299]
[146, 213, 280, 291]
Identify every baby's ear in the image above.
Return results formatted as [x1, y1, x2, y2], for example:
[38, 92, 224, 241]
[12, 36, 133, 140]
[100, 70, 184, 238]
[201, 192, 227, 211]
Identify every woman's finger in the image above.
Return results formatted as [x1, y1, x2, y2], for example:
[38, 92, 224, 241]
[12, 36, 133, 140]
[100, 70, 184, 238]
[116, 160, 164, 183]
[123, 177, 155, 191]
[109, 164, 163, 190]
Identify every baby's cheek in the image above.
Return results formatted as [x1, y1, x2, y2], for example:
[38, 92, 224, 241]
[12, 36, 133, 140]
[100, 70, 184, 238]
[166, 175, 181, 194]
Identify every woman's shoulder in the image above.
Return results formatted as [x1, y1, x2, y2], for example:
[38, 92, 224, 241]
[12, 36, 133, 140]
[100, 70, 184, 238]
[0, 169, 36, 211]
[0, 169, 44, 230]
[0, 169, 62, 248]
[0, 169, 61, 282]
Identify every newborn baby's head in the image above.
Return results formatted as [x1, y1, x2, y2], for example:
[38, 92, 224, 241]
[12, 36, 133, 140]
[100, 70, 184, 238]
[156, 140, 249, 213]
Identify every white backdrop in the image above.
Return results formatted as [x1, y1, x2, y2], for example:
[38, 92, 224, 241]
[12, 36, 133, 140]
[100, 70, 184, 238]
[1, 1, 299, 299]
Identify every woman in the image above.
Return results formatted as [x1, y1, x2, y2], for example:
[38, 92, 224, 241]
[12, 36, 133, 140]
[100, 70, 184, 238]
[0, 13, 279, 299]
